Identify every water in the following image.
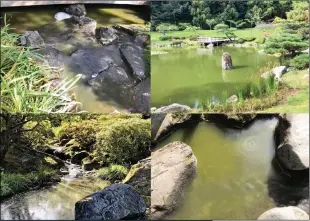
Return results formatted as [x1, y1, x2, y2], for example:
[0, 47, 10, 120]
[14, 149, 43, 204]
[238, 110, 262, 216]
[0, 164, 109, 220]
[1, 4, 149, 113]
[151, 47, 278, 108]
[156, 118, 281, 219]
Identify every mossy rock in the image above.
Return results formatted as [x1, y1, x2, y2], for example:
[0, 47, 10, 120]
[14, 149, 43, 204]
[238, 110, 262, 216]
[122, 157, 151, 199]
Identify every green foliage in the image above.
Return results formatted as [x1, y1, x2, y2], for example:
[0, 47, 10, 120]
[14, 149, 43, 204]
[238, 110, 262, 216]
[255, 36, 265, 44]
[236, 38, 245, 44]
[0, 24, 81, 113]
[273, 16, 285, 24]
[264, 33, 308, 55]
[95, 118, 151, 165]
[290, 54, 310, 70]
[156, 23, 179, 32]
[96, 164, 128, 182]
[244, 36, 256, 42]
[286, 1, 309, 22]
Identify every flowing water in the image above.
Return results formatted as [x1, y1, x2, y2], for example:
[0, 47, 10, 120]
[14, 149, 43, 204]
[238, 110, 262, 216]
[1, 4, 149, 113]
[0, 164, 109, 220]
[156, 118, 282, 219]
[151, 47, 278, 108]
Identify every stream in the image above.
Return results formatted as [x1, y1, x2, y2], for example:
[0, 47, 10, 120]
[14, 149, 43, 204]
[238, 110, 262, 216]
[156, 118, 308, 219]
[1, 4, 150, 113]
[0, 163, 109, 220]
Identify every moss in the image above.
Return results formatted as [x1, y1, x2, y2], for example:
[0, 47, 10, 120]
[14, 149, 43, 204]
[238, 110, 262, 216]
[96, 165, 128, 182]
[44, 156, 58, 166]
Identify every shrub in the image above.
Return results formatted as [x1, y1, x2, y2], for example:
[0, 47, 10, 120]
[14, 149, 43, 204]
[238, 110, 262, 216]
[214, 24, 229, 30]
[159, 36, 171, 41]
[96, 164, 128, 182]
[94, 118, 150, 165]
[244, 37, 256, 42]
[236, 38, 245, 44]
[290, 54, 310, 70]
[57, 120, 100, 148]
[156, 23, 179, 32]
[255, 37, 265, 44]
[273, 17, 285, 24]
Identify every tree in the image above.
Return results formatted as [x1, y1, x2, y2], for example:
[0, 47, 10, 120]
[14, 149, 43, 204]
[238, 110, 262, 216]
[205, 19, 216, 30]
[190, 0, 211, 29]
[287, 1, 309, 22]
[214, 24, 237, 40]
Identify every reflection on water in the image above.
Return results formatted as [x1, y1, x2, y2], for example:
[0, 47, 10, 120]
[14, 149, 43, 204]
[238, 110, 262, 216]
[156, 118, 284, 219]
[1, 173, 109, 220]
[151, 47, 278, 108]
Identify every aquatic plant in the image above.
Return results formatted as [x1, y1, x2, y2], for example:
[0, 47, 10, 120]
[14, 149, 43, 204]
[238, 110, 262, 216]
[1, 23, 81, 113]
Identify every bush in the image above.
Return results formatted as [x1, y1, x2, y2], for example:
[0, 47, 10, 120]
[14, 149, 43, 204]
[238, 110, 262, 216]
[214, 24, 229, 30]
[273, 17, 285, 24]
[94, 118, 150, 165]
[57, 120, 101, 148]
[244, 37, 256, 42]
[290, 54, 310, 70]
[96, 164, 128, 182]
[255, 37, 265, 44]
[236, 38, 245, 44]
[159, 36, 170, 41]
[156, 23, 179, 32]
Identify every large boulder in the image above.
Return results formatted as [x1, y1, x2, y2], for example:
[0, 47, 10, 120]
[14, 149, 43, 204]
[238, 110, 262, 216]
[151, 113, 166, 141]
[75, 184, 146, 220]
[20, 31, 45, 48]
[276, 114, 309, 170]
[151, 142, 197, 219]
[257, 206, 309, 220]
[71, 151, 89, 165]
[221, 52, 233, 70]
[261, 66, 287, 80]
[130, 78, 150, 114]
[154, 103, 191, 114]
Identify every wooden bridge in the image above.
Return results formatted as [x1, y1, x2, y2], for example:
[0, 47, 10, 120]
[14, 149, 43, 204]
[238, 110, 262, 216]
[197, 37, 232, 47]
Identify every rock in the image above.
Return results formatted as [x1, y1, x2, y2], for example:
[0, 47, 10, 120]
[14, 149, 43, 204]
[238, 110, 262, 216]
[54, 12, 72, 21]
[276, 114, 309, 170]
[257, 206, 309, 220]
[35, 47, 68, 71]
[20, 31, 45, 48]
[227, 94, 238, 104]
[120, 43, 146, 80]
[151, 113, 166, 141]
[222, 52, 233, 70]
[207, 43, 214, 48]
[75, 184, 146, 220]
[297, 199, 309, 214]
[261, 66, 287, 80]
[71, 151, 89, 165]
[151, 141, 197, 219]
[65, 4, 87, 17]
[123, 157, 151, 197]
[54, 149, 71, 160]
[130, 78, 150, 114]
[83, 161, 101, 171]
[135, 33, 150, 47]
[151, 107, 157, 112]
[154, 103, 191, 113]
[59, 138, 71, 146]
[76, 17, 97, 35]
[99, 27, 119, 45]
[301, 48, 309, 54]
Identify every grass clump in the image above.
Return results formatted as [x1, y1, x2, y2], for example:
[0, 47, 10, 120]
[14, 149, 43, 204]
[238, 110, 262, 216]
[1, 24, 81, 113]
[96, 164, 128, 182]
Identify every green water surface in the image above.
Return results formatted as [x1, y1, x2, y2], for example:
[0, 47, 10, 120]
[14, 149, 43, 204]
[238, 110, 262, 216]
[151, 47, 278, 108]
[156, 118, 279, 219]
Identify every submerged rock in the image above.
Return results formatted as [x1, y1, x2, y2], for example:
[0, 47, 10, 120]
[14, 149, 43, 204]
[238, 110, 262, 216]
[151, 141, 197, 219]
[154, 103, 191, 113]
[276, 114, 309, 170]
[20, 31, 45, 48]
[222, 52, 233, 70]
[75, 184, 146, 220]
[257, 206, 309, 220]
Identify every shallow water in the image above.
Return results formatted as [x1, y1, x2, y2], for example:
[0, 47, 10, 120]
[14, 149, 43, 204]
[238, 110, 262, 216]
[1, 4, 149, 113]
[156, 118, 281, 219]
[0, 164, 109, 220]
[151, 47, 278, 108]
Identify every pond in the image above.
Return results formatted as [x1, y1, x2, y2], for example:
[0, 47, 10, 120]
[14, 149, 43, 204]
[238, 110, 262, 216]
[151, 47, 278, 108]
[0, 164, 109, 220]
[155, 117, 306, 219]
[1, 4, 150, 113]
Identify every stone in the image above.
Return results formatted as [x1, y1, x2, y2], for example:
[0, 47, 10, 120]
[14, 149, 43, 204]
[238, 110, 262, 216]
[261, 66, 287, 80]
[207, 43, 214, 48]
[54, 148, 71, 160]
[154, 103, 191, 114]
[151, 141, 197, 219]
[20, 31, 45, 48]
[301, 48, 309, 54]
[65, 4, 87, 17]
[222, 52, 233, 70]
[83, 161, 101, 171]
[227, 94, 238, 104]
[135, 33, 150, 47]
[35, 46, 68, 70]
[257, 206, 309, 220]
[71, 151, 89, 165]
[151, 113, 166, 141]
[123, 157, 151, 197]
[76, 17, 97, 35]
[54, 12, 72, 21]
[99, 27, 119, 45]
[75, 184, 146, 220]
[130, 78, 150, 114]
[120, 43, 146, 80]
[276, 114, 309, 170]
